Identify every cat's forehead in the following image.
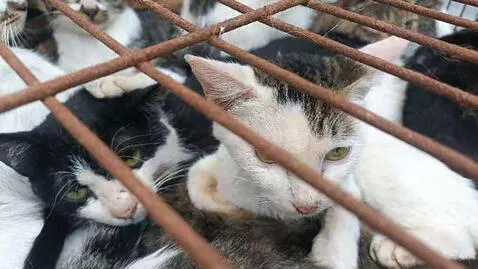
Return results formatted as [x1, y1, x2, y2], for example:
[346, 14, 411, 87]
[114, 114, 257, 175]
[253, 55, 363, 138]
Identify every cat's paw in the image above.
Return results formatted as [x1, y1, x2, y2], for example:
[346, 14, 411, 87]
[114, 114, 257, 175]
[86, 75, 134, 99]
[370, 235, 421, 268]
[370, 229, 476, 268]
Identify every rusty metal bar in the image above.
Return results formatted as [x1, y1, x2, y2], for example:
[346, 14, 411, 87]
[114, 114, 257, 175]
[218, 0, 478, 110]
[371, 0, 478, 29]
[0, 44, 232, 269]
[306, 1, 478, 64]
[14, 0, 472, 268]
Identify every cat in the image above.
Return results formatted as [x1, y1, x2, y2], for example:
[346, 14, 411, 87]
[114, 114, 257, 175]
[44, 0, 186, 97]
[354, 34, 478, 267]
[402, 30, 478, 165]
[0, 86, 193, 268]
[181, 48, 382, 269]
[179, 0, 317, 55]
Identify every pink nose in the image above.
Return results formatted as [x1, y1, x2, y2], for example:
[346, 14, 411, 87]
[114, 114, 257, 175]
[293, 203, 319, 214]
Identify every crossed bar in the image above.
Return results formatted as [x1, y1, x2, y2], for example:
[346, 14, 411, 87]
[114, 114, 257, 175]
[0, 0, 477, 268]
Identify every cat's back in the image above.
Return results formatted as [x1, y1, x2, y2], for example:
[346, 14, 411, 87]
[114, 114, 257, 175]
[402, 30, 478, 164]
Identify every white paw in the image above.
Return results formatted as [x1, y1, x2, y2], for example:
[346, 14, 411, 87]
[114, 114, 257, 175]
[370, 229, 476, 268]
[370, 235, 421, 268]
[86, 76, 132, 99]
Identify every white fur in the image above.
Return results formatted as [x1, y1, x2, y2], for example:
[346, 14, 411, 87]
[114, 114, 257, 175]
[0, 162, 43, 269]
[53, 6, 141, 73]
[125, 246, 179, 269]
[0, 48, 81, 133]
[180, 0, 316, 54]
[88, 67, 186, 99]
[310, 179, 361, 269]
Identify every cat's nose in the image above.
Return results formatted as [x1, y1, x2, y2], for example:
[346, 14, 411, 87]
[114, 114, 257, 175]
[80, 4, 99, 19]
[109, 191, 139, 219]
[7, 1, 26, 11]
[292, 203, 319, 215]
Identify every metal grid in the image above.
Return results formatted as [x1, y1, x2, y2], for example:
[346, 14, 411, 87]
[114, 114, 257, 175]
[0, 0, 477, 268]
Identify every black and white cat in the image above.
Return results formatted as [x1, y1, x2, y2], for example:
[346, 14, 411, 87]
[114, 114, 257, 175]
[0, 86, 193, 268]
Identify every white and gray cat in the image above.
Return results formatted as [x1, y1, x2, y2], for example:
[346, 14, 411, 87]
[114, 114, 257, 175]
[185, 41, 478, 269]
[48, 0, 185, 97]
[184, 37, 478, 269]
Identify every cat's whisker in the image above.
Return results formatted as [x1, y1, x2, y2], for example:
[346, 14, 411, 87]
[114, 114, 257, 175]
[46, 180, 76, 219]
[113, 130, 165, 152]
[111, 123, 132, 151]
[117, 141, 165, 154]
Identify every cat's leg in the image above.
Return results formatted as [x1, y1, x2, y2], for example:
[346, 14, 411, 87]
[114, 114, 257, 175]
[310, 179, 361, 269]
[86, 67, 185, 98]
[370, 226, 476, 268]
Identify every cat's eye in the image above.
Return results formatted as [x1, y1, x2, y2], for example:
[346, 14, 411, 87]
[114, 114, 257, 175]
[65, 188, 88, 201]
[325, 147, 350, 161]
[125, 150, 142, 167]
[255, 149, 275, 164]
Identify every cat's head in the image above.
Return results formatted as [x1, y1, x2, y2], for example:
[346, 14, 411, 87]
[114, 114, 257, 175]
[186, 36, 408, 219]
[0, 90, 190, 226]
[0, 0, 27, 44]
[50, 0, 128, 33]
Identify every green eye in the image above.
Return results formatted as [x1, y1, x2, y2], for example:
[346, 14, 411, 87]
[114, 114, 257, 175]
[325, 147, 350, 161]
[255, 149, 275, 164]
[125, 150, 142, 167]
[65, 188, 88, 200]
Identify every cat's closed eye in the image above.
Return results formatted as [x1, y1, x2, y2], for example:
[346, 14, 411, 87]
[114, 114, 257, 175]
[124, 150, 142, 167]
[65, 188, 89, 201]
[255, 149, 275, 164]
[325, 147, 350, 161]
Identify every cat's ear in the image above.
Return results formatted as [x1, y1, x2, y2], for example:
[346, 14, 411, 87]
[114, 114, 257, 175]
[345, 36, 409, 102]
[185, 55, 257, 110]
[0, 133, 43, 178]
[359, 36, 409, 62]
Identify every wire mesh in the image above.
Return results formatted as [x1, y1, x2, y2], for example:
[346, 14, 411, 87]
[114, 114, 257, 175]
[0, 0, 477, 268]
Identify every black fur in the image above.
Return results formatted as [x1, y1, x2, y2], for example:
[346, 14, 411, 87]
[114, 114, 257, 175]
[402, 30, 478, 175]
